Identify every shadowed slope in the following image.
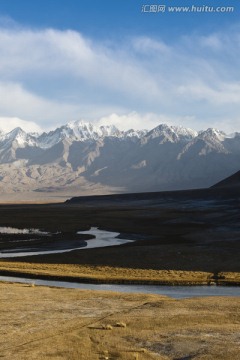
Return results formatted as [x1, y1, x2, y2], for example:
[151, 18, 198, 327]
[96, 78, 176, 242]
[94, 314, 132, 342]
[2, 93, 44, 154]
[212, 170, 240, 188]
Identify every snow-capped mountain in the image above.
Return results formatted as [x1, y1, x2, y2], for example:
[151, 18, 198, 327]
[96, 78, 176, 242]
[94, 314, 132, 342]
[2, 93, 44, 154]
[141, 124, 197, 144]
[36, 121, 146, 149]
[0, 121, 240, 198]
[2, 127, 37, 147]
[0, 127, 39, 163]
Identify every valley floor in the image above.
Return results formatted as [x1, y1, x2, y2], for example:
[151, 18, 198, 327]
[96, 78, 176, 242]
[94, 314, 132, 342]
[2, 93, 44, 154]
[0, 188, 239, 284]
[0, 190, 239, 359]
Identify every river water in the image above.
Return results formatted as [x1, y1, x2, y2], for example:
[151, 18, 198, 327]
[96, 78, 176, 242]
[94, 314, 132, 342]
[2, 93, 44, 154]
[0, 227, 133, 258]
[1, 227, 239, 298]
[0, 275, 240, 299]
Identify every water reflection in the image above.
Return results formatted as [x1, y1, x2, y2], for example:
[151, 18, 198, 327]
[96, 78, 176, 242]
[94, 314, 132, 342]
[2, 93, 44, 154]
[0, 227, 133, 258]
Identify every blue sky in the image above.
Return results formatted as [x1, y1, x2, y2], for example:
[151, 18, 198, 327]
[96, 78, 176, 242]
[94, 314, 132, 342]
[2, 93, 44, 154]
[0, 0, 239, 133]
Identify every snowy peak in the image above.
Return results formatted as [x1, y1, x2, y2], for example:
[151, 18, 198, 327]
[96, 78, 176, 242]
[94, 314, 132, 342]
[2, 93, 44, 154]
[99, 124, 121, 137]
[6, 127, 27, 144]
[1, 120, 240, 193]
[0, 122, 236, 153]
[198, 128, 226, 142]
[124, 129, 148, 138]
[67, 120, 122, 139]
[143, 124, 197, 143]
[196, 128, 228, 154]
[0, 127, 36, 163]
[171, 126, 198, 140]
[1, 127, 37, 148]
[67, 120, 102, 140]
[37, 121, 148, 149]
[38, 121, 125, 148]
[67, 121, 141, 139]
[177, 127, 229, 160]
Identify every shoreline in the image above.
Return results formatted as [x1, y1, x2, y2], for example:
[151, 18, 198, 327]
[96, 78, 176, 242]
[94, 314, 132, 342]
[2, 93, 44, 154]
[0, 194, 239, 291]
[0, 264, 240, 286]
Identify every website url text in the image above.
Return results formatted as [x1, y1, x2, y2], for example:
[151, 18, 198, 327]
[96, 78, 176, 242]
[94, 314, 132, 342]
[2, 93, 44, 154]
[141, 4, 235, 13]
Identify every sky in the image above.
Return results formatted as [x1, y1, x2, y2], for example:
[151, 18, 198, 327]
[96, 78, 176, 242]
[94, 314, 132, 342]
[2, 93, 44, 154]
[0, 0, 239, 133]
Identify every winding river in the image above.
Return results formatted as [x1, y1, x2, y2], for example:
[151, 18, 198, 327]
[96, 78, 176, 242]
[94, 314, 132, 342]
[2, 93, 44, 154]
[0, 227, 240, 298]
[0, 227, 133, 258]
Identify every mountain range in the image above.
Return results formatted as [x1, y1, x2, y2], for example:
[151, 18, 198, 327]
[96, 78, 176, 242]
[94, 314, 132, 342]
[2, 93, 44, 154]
[0, 120, 240, 200]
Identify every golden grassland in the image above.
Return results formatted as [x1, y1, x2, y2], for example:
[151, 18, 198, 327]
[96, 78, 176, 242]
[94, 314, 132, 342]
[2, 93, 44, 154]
[0, 281, 240, 360]
[0, 261, 240, 285]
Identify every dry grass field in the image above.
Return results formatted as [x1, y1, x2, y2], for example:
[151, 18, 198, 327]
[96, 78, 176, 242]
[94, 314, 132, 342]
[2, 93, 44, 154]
[0, 261, 214, 285]
[1, 261, 240, 286]
[0, 282, 240, 360]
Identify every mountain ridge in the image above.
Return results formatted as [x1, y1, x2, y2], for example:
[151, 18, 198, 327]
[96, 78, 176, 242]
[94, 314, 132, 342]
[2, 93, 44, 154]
[0, 120, 240, 199]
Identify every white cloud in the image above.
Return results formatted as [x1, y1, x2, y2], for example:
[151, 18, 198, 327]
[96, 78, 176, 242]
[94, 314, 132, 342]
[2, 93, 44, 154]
[0, 23, 239, 132]
[199, 34, 223, 51]
[132, 36, 170, 54]
[0, 81, 84, 128]
[97, 112, 159, 130]
[0, 117, 42, 133]
[177, 81, 240, 105]
[0, 28, 161, 101]
[97, 112, 198, 131]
